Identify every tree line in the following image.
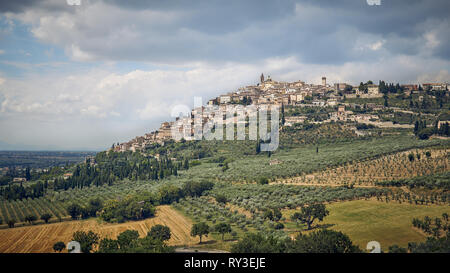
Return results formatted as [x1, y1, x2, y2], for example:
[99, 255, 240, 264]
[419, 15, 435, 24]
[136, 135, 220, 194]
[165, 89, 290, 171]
[53, 225, 174, 253]
[0, 180, 47, 200]
[67, 180, 214, 223]
[414, 120, 449, 139]
[0, 151, 191, 201]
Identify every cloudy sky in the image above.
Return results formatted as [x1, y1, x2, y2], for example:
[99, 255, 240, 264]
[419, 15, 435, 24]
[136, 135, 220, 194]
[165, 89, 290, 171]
[0, 0, 449, 150]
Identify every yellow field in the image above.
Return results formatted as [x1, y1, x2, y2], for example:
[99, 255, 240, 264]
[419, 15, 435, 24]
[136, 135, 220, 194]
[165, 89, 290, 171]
[283, 199, 450, 251]
[0, 205, 196, 253]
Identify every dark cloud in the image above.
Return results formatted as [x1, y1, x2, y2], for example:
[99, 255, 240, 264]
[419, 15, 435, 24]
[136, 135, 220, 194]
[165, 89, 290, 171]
[0, 0, 40, 12]
[104, 0, 450, 39]
[105, 0, 298, 35]
[0, 0, 72, 13]
[2, 0, 450, 64]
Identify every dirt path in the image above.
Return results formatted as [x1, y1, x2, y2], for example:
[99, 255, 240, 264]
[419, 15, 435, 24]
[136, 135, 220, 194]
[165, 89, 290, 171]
[271, 181, 382, 188]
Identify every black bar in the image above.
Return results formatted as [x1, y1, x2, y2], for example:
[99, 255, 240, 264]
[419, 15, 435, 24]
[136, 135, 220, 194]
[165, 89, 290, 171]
[0, 253, 446, 272]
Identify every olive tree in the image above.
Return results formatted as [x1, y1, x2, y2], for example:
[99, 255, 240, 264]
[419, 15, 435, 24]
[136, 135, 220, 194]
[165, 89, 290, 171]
[191, 222, 210, 243]
[291, 203, 329, 230]
[215, 222, 232, 240]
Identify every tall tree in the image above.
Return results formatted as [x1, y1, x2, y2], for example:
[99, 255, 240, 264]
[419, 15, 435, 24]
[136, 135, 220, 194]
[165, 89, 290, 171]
[147, 225, 171, 242]
[215, 223, 232, 240]
[67, 203, 82, 220]
[191, 222, 210, 243]
[256, 140, 261, 154]
[98, 238, 119, 253]
[291, 203, 329, 230]
[288, 229, 361, 253]
[72, 231, 99, 253]
[117, 230, 140, 250]
[40, 213, 52, 224]
[25, 168, 31, 181]
[25, 215, 37, 225]
[383, 94, 389, 107]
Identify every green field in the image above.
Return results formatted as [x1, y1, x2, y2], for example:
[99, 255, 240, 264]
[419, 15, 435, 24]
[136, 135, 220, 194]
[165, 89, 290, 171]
[293, 200, 449, 251]
[1, 133, 448, 227]
[181, 135, 448, 182]
[0, 127, 448, 253]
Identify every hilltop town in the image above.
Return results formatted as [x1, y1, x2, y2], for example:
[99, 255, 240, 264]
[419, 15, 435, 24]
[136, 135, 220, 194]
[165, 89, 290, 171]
[111, 74, 449, 153]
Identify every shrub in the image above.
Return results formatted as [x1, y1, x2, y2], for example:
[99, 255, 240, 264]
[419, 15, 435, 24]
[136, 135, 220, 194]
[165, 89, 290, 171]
[25, 215, 37, 225]
[287, 229, 361, 253]
[258, 177, 269, 185]
[388, 244, 407, 253]
[190, 160, 202, 167]
[182, 181, 214, 197]
[214, 222, 232, 240]
[8, 220, 15, 228]
[87, 198, 103, 217]
[53, 241, 66, 252]
[40, 213, 52, 224]
[72, 230, 99, 253]
[231, 232, 287, 253]
[67, 203, 83, 220]
[418, 128, 434, 140]
[117, 230, 140, 250]
[99, 194, 156, 223]
[215, 194, 228, 204]
[147, 225, 171, 242]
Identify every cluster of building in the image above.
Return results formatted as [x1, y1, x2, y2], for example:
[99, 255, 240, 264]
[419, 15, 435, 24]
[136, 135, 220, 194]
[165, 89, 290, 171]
[111, 74, 448, 152]
[112, 121, 173, 152]
[0, 167, 8, 176]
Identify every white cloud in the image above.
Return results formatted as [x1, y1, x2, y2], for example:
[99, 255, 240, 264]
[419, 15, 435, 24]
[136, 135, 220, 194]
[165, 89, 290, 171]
[69, 44, 94, 61]
[1, 55, 449, 148]
[1, 1, 450, 149]
[1, 57, 449, 122]
[369, 40, 385, 51]
[80, 105, 104, 118]
[424, 31, 440, 49]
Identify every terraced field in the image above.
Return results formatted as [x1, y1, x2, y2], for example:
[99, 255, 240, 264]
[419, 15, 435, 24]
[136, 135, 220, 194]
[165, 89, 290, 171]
[0, 197, 71, 227]
[181, 135, 448, 182]
[276, 148, 449, 186]
[0, 180, 167, 227]
[0, 205, 195, 253]
[1, 135, 447, 227]
[0, 134, 448, 253]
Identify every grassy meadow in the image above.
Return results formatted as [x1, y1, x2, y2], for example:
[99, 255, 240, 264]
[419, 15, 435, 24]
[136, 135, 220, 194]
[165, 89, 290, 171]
[283, 200, 450, 251]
